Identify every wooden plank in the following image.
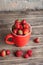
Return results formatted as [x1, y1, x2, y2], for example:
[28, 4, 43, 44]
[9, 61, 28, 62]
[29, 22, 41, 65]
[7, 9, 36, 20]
[0, 60, 43, 65]
[0, 58, 43, 65]
[0, 10, 43, 15]
[0, 17, 43, 26]
[0, 10, 43, 16]
[0, 0, 43, 11]
[0, 12, 43, 20]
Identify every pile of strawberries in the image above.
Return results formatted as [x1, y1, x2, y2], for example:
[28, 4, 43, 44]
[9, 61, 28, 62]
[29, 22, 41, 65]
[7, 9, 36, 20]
[0, 43, 39, 58]
[15, 50, 32, 58]
[0, 49, 10, 57]
[12, 19, 30, 35]
[0, 49, 32, 58]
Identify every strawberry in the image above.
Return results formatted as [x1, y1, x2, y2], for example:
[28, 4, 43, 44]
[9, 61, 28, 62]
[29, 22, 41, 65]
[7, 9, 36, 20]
[23, 23, 29, 29]
[23, 29, 29, 35]
[15, 50, 23, 57]
[21, 19, 26, 24]
[19, 25, 23, 29]
[13, 29, 18, 34]
[23, 53, 29, 58]
[6, 50, 10, 55]
[34, 38, 40, 43]
[27, 50, 32, 57]
[14, 19, 21, 29]
[15, 19, 21, 24]
[1, 49, 6, 57]
[17, 30, 23, 35]
[15, 22, 20, 29]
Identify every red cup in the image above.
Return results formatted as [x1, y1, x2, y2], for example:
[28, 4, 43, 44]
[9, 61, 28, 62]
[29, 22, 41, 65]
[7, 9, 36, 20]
[5, 23, 32, 47]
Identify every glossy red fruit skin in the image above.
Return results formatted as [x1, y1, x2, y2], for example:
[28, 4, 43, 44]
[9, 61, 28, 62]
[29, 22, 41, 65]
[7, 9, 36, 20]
[21, 19, 26, 24]
[15, 22, 20, 29]
[34, 38, 39, 43]
[1, 50, 6, 57]
[27, 50, 32, 57]
[23, 23, 29, 29]
[19, 25, 23, 29]
[15, 50, 23, 57]
[6, 50, 10, 55]
[24, 53, 29, 58]
[23, 29, 29, 35]
[13, 29, 18, 34]
[15, 19, 20, 24]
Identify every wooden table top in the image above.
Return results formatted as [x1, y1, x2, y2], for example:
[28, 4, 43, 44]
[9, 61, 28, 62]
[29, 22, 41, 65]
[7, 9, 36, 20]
[0, 10, 43, 65]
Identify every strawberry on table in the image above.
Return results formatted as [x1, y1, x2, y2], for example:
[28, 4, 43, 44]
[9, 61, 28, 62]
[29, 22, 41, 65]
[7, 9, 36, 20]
[23, 53, 29, 58]
[1, 49, 6, 57]
[27, 50, 32, 57]
[15, 50, 23, 57]
[6, 50, 10, 55]
[34, 38, 40, 43]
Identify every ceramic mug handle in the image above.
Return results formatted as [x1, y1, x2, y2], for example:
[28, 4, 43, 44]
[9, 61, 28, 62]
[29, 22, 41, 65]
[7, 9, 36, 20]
[5, 34, 15, 45]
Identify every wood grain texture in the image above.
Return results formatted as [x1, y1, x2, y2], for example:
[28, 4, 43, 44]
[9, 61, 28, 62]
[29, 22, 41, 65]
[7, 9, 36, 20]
[0, 0, 43, 11]
[0, 10, 43, 65]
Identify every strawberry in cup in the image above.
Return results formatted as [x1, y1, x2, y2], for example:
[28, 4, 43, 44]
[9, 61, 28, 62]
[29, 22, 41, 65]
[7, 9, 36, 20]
[5, 19, 32, 47]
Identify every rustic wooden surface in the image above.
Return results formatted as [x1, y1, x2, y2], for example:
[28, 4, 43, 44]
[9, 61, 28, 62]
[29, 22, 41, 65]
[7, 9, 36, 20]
[0, 10, 43, 65]
[0, 0, 43, 11]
